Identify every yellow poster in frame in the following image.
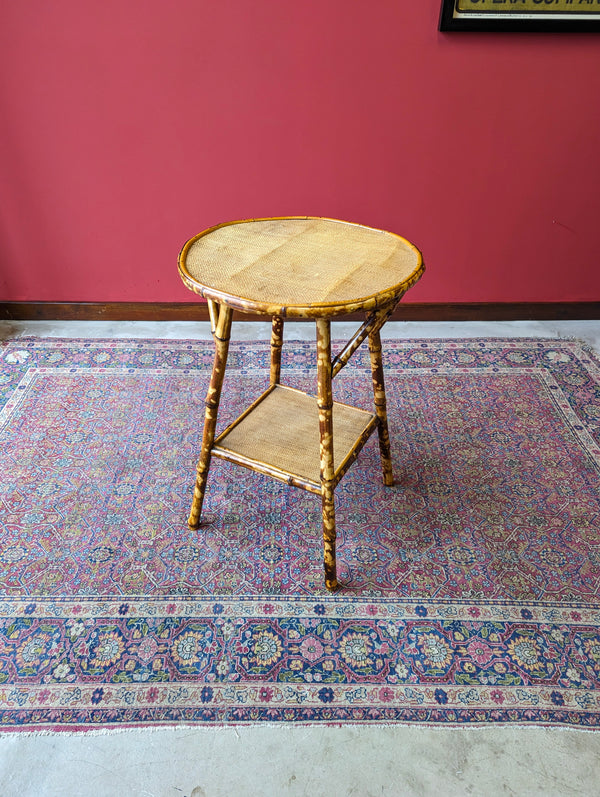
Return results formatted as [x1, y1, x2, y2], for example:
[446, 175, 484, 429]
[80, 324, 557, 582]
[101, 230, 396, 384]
[457, 0, 600, 12]
[440, 0, 600, 29]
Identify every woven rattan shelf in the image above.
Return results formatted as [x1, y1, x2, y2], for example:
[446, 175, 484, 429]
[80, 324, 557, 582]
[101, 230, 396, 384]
[178, 216, 424, 591]
[212, 385, 377, 492]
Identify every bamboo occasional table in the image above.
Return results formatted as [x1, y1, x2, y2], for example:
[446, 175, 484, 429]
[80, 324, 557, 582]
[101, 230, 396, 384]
[178, 217, 424, 591]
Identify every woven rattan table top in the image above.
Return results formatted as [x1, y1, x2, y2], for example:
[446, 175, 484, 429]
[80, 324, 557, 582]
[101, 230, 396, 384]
[178, 217, 424, 318]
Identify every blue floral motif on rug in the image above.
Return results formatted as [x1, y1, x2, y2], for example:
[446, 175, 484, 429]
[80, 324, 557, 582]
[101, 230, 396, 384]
[0, 336, 599, 730]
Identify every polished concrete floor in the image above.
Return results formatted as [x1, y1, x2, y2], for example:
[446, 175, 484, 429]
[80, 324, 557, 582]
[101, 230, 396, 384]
[0, 319, 599, 797]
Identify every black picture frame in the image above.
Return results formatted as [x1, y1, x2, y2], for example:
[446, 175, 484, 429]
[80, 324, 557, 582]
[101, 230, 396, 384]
[439, 0, 600, 31]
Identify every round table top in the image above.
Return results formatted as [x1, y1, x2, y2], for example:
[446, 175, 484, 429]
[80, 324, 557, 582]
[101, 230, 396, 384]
[178, 217, 424, 318]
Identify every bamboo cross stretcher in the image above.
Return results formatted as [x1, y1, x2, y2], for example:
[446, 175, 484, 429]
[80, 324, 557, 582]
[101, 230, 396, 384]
[178, 217, 424, 591]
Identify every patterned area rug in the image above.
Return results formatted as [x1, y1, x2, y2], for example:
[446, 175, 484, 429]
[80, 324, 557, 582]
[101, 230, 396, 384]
[0, 335, 599, 731]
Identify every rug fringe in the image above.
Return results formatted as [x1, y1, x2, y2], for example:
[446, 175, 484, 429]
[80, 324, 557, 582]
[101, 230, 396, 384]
[1, 721, 599, 738]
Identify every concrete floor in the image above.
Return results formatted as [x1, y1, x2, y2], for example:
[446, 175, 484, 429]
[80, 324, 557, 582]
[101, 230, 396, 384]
[0, 318, 599, 797]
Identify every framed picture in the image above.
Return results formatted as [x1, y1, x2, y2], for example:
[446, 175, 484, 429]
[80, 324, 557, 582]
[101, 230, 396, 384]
[439, 0, 600, 31]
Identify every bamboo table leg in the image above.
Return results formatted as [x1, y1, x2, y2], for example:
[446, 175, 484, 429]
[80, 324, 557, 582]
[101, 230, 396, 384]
[368, 326, 394, 487]
[188, 302, 233, 529]
[316, 317, 338, 591]
[270, 315, 284, 386]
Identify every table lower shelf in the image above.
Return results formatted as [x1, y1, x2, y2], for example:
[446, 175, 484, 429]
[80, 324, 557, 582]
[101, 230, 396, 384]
[211, 384, 378, 493]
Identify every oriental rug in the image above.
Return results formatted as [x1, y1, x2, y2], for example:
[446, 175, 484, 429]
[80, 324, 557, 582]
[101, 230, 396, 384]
[0, 335, 599, 731]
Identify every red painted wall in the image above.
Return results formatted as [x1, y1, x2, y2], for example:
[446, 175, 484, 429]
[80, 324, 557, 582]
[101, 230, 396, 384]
[1, 1, 599, 304]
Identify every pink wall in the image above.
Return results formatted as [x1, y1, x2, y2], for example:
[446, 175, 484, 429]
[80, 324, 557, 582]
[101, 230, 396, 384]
[1, 0, 599, 304]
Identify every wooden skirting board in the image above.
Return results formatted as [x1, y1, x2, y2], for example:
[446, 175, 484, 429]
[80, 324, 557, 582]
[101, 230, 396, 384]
[1, 302, 599, 322]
